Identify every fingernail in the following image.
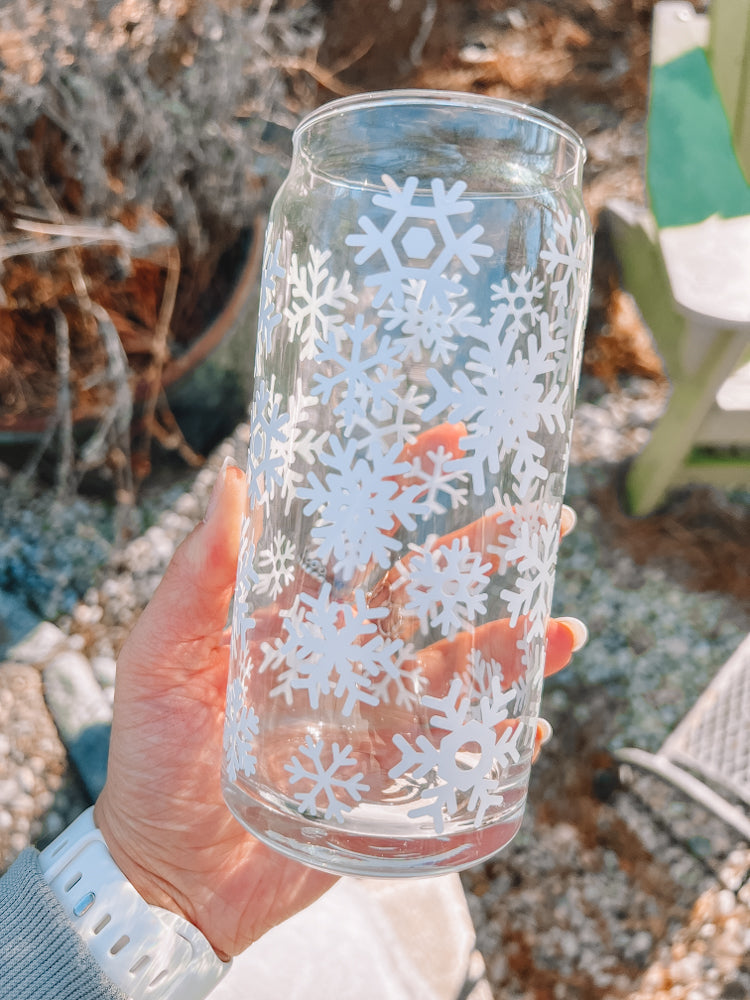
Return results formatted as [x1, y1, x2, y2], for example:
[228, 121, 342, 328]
[204, 457, 237, 524]
[561, 504, 578, 535]
[558, 616, 589, 651]
[537, 718, 553, 746]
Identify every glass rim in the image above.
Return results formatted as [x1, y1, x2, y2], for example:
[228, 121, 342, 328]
[294, 88, 587, 160]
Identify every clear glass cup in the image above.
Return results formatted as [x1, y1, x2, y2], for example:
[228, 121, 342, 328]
[222, 90, 592, 877]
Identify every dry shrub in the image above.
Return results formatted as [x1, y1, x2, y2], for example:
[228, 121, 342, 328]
[585, 287, 667, 388]
[0, 0, 322, 501]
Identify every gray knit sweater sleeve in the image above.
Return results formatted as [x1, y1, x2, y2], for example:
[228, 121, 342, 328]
[0, 847, 128, 1000]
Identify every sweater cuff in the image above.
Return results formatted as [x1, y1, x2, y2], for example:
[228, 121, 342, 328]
[0, 847, 128, 1000]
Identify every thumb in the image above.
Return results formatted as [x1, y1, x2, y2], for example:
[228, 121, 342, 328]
[123, 458, 246, 662]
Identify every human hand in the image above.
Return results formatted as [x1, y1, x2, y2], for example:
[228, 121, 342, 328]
[95, 447, 585, 960]
[95, 461, 336, 961]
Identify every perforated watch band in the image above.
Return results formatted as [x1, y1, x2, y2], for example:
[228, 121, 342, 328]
[39, 807, 231, 1000]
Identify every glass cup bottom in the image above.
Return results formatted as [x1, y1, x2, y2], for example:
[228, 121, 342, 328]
[222, 769, 529, 878]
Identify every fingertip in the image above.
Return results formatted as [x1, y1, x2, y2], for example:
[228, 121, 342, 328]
[557, 616, 589, 652]
[532, 718, 553, 763]
[537, 718, 553, 746]
[560, 504, 577, 537]
[199, 459, 245, 576]
[545, 615, 588, 676]
[165, 457, 245, 608]
[204, 457, 245, 524]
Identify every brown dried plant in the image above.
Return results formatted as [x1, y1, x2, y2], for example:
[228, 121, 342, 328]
[0, 0, 322, 515]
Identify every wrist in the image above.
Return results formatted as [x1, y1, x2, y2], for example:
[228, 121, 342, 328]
[39, 807, 231, 1000]
[92, 799, 226, 960]
[92, 799, 183, 919]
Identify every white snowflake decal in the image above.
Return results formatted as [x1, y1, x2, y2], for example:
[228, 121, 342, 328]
[539, 207, 589, 314]
[311, 313, 403, 429]
[511, 672, 531, 717]
[490, 266, 544, 337]
[489, 497, 561, 641]
[255, 530, 297, 600]
[518, 661, 544, 721]
[462, 628, 533, 718]
[368, 642, 425, 710]
[257, 236, 285, 354]
[247, 376, 289, 510]
[410, 445, 469, 518]
[285, 246, 357, 361]
[395, 536, 492, 639]
[297, 437, 422, 581]
[348, 383, 429, 457]
[259, 584, 403, 716]
[380, 278, 479, 364]
[423, 306, 568, 499]
[464, 648, 505, 708]
[256, 592, 306, 705]
[389, 676, 521, 833]
[345, 175, 493, 310]
[275, 380, 330, 515]
[285, 736, 369, 823]
[223, 678, 259, 781]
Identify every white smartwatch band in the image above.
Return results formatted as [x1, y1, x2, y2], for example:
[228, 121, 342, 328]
[39, 807, 231, 1000]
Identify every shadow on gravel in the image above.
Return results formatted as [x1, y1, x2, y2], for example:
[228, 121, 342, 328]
[594, 476, 750, 611]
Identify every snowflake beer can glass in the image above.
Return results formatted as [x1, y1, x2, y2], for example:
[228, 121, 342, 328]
[223, 90, 592, 876]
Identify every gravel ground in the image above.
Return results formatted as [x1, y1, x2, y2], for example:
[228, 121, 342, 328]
[1, 375, 749, 999]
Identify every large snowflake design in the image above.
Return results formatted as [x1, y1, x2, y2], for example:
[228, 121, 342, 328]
[389, 676, 521, 833]
[345, 175, 493, 311]
[423, 306, 569, 499]
[223, 677, 259, 781]
[247, 376, 289, 510]
[489, 496, 561, 641]
[395, 536, 492, 639]
[284, 246, 357, 361]
[311, 313, 403, 429]
[379, 278, 480, 364]
[257, 236, 285, 354]
[285, 736, 369, 823]
[539, 207, 589, 314]
[259, 584, 403, 716]
[255, 530, 297, 600]
[297, 437, 422, 581]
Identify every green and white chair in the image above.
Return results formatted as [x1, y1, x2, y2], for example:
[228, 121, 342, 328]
[605, 0, 750, 515]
